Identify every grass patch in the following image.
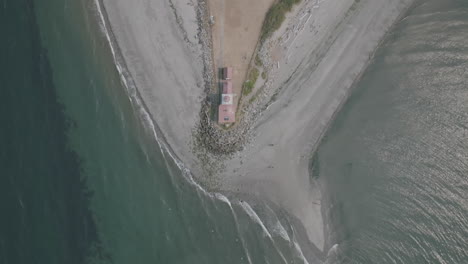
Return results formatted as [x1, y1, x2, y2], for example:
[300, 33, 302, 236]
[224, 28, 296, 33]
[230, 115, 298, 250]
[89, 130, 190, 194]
[255, 54, 262, 67]
[249, 88, 262, 104]
[260, 0, 301, 43]
[249, 95, 257, 104]
[210, 104, 216, 120]
[243, 67, 259, 95]
[243, 81, 254, 95]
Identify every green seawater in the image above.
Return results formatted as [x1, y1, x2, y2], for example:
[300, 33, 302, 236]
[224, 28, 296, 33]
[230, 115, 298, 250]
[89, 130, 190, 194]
[3, 0, 468, 263]
[1, 1, 98, 263]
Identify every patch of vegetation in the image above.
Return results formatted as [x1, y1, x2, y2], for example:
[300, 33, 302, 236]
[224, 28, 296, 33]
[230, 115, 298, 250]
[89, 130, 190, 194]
[249, 95, 257, 104]
[210, 103, 216, 120]
[243, 81, 254, 96]
[243, 67, 259, 95]
[260, 0, 301, 43]
[255, 54, 262, 67]
[261, 71, 267, 80]
[249, 89, 261, 104]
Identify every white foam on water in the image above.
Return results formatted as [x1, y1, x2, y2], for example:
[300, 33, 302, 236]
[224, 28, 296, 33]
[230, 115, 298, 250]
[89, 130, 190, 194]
[326, 243, 339, 258]
[214, 193, 231, 207]
[293, 241, 310, 264]
[262, 204, 291, 243]
[273, 220, 291, 242]
[289, 226, 311, 264]
[94, 0, 169, 152]
[238, 202, 290, 264]
[92, 0, 216, 199]
[432, 250, 448, 264]
[214, 194, 253, 264]
[239, 201, 272, 238]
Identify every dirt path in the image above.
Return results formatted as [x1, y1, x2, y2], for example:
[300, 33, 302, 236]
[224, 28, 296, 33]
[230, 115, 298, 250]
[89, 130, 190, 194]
[207, 0, 274, 108]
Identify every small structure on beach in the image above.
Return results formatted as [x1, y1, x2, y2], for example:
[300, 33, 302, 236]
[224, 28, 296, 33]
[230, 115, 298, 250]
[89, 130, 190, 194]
[218, 67, 236, 124]
[222, 67, 233, 80]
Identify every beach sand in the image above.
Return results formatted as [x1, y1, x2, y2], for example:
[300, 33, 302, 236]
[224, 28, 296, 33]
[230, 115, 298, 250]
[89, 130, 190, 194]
[100, 0, 414, 258]
[100, 0, 205, 173]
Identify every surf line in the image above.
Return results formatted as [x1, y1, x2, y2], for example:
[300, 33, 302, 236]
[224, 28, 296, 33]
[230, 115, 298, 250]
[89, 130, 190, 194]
[91, 0, 238, 204]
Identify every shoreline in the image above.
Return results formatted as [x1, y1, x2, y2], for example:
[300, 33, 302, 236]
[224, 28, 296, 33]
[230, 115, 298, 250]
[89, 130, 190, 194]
[93, 0, 191, 173]
[308, 0, 420, 160]
[95, 0, 416, 261]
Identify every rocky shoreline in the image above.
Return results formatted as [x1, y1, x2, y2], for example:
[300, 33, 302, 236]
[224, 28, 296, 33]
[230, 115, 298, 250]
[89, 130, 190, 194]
[191, 0, 263, 181]
[192, 0, 316, 182]
[193, 0, 278, 157]
[194, 0, 249, 153]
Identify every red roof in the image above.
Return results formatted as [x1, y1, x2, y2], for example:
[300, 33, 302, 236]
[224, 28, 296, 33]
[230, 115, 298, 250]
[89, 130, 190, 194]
[218, 104, 235, 124]
[222, 81, 233, 94]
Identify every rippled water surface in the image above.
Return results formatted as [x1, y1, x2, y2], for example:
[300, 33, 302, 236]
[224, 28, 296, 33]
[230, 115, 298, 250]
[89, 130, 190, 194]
[317, 1, 468, 263]
[3, 0, 468, 263]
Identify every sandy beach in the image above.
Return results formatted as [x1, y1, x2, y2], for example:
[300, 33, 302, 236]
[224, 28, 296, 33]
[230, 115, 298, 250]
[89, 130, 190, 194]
[99, 0, 414, 259]
[100, 0, 206, 174]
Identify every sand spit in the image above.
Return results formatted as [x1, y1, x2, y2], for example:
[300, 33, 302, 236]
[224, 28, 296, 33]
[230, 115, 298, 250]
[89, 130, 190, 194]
[215, 0, 414, 251]
[100, 0, 414, 260]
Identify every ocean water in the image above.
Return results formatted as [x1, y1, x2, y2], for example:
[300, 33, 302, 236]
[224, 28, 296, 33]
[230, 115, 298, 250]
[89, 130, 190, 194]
[0, 1, 99, 263]
[3, 0, 468, 263]
[316, 0, 468, 263]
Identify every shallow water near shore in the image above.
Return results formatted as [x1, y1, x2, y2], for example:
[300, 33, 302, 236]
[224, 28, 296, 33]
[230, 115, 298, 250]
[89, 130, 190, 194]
[316, 0, 468, 263]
